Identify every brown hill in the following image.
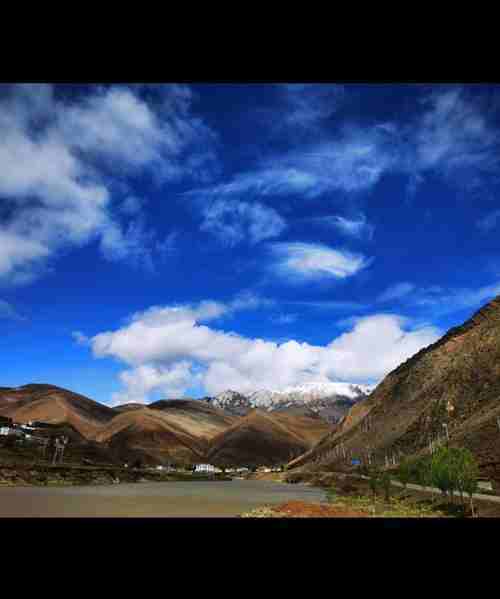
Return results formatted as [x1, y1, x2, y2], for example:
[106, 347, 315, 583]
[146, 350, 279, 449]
[112, 403, 146, 413]
[0, 386, 333, 468]
[207, 409, 333, 467]
[94, 401, 240, 465]
[149, 399, 239, 436]
[95, 408, 207, 465]
[290, 295, 500, 482]
[0, 384, 115, 438]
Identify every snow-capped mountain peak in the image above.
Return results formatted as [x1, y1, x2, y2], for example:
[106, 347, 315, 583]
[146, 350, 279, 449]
[207, 381, 374, 422]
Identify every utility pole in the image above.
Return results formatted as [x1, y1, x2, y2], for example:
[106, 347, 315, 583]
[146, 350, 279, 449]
[442, 423, 449, 445]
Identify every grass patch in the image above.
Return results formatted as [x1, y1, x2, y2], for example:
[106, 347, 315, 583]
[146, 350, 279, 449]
[325, 488, 450, 517]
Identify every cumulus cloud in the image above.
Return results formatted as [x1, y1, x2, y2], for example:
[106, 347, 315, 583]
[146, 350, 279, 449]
[0, 84, 216, 284]
[269, 242, 371, 281]
[111, 362, 198, 405]
[199, 199, 287, 245]
[80, 300, 442, 403]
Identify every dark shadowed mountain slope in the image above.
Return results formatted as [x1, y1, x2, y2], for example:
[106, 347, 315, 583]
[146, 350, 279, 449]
[207, 409, 333, 467]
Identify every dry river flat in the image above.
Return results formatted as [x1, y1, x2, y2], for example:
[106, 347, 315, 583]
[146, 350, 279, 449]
[0, 479, 326, 517]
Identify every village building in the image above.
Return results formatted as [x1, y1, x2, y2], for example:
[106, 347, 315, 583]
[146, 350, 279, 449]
[194, 463, 221, 473]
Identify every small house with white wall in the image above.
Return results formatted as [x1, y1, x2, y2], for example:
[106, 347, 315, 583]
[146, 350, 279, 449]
[194, 463, 217, 473]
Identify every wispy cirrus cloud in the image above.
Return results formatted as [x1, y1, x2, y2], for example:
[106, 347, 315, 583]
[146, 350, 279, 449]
[199, 198, 287, 246]
[279, 83, 345, 129]
[376, 280, 500, 316]
[268, 242, 372, 282]
[377, 282, 415, 303]
[186, 86, 500, 208]
[309, 213, 375, 240]
[0, 84, 217, 284]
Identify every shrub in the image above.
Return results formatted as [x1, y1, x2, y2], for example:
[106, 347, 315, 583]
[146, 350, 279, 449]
[396, 457, 413, 490]
[368, 470, 380, 498]
[380, 472, 392, 502]
[429, 446, 479, 507]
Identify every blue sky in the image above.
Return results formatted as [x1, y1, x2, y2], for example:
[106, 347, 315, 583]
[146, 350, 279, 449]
[1, 83, 500, 405]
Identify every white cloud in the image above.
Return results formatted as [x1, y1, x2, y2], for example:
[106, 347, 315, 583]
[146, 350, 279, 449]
[269, 242, 371, 281]
[111, 362, 197, 405]
[414, 88, 498, 174]
[186, 87, 500, 205]
[0, 230, 51, 280]
[317, 314, 440, 381]
[186, 167, 320, 201]
[0, 84, 216, 284]
[280, 84, 345, 128]
[81, 300, 442, 403]
[200, 199, 287, 245]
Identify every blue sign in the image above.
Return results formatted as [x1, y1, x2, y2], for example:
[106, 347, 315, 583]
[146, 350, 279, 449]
[351, 459, 361, 465]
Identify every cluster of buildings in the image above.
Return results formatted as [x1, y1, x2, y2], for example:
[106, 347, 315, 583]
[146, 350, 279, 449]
[150, 463, 283, 474]
[192, 464, 283, 474]
[0, 418, 44, 442]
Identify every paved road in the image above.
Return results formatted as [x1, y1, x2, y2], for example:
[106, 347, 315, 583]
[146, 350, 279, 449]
[357, 474, 500, 504]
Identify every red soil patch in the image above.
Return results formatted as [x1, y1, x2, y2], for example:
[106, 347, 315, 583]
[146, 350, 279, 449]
[272, 500, 368, 518]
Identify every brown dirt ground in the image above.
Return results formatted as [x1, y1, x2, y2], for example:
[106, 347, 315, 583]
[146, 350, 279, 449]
[271, 500, 369, 517]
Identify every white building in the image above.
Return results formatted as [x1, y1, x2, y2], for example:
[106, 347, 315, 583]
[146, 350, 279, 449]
[195, 463, 217, 473]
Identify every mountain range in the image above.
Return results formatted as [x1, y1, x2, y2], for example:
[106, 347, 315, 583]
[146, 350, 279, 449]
[0, 384, 344, 467]
[206, 382, 373, 422]
[4, 293, 500, 477]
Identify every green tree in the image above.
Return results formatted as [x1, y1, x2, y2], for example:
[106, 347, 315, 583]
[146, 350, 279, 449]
[430, 447, 456, 502]
[380, 472, 392, 502]
[368, 470, 380, 498]
[396, 457, 413, 491]
[449, 447, 478, 515]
